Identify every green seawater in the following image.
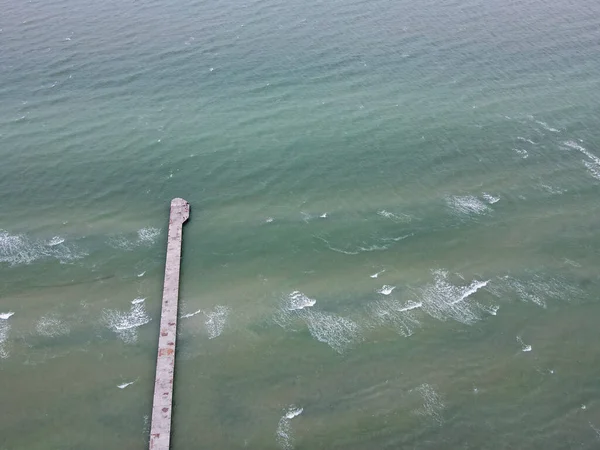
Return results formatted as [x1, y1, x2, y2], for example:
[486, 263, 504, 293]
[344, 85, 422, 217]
[1, 0, 600, 448]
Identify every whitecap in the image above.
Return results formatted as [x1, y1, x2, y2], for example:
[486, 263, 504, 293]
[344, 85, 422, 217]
[103, 303, 151, 344]
[285, 406, 303, 419]
[265, 217, 274, 224]
[137, 271, 146, 277]
[416, 270, 490, 324]
[275, 293, 362, 353]
[513, 148, 529, 159]
[47, 236, 65, 246]
[287, 291, 316, 311]
[370, 270, 385, 279]
[131, 298, 145, 305]
[276, 405, 303, 450]
[382, 233, 414, 242]
[357, 244, 388, 252]
[449, 280, 489, 305]
[377, 285, 396, 296]
[0, 312, 14, 320]
[377, 210, 411, 222]
[535, 120, 560, 133]
[369, 298, 421, 337]
[181, 309, 202, 319]
[117, 380, 136, 389]
[319, 213, 328, 219]
[482, 193, 500, 204]
[564, 141, 600, 180]
[517, 137, 536, 145]
[446, 196, 490, 216]
[517, 336, 532, 352]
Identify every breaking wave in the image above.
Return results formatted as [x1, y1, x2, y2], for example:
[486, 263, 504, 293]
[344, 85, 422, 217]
[416, 270, 490, 324]
[275, 291, 363, 353]
[276, 405, 303, 450]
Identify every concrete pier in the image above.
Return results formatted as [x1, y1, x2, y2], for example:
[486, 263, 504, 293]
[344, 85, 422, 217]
[149, 198, 190, 450]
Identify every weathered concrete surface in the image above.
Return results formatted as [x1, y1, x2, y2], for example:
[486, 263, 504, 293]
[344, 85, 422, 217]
[149, 198, 190, 450]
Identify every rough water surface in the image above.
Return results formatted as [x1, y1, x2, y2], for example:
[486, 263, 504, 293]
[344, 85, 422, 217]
[1, 0, 600, 448]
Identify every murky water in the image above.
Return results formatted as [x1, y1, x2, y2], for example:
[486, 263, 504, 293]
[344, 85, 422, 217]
[1, 0, 600, 447]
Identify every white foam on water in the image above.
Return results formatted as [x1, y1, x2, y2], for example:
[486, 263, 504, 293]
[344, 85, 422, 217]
[0, 230, 86, 266]
[265, 217, 274, 223]
[326, 246, 360, 255]
[204, 305, 229, 339]
[480, 304, 500, 316]
[117, 380, 136, 389]
[517, 137, 537, 145]
[0, 312, 15, 320]
[377, 285, 396, 296]
[377, 210, 411, 223]
[300, 212, 313, 223]
[108, 227, 162, 251]
[287, 291, 316, 311]
[414, 384, 444, 424]
[301, 309, 363, 353]
[564, 141, 600, 180]
[103, 303, 151, 344]
[314, 235, 388, 255]
[274, 292, 362, 353]
[276, 405, 303, 450]
[539, 184, 566, 195]
[482, 193, 500, 204]
[35, 314, 70, 337]
[370, 270, 385, 278]
[47, 236, 65, 246]
[137, 227, 161, 244]
[107, 235, 137, 251]
[0, 320, 10, 358]
[383, 233, 414, 242]
[590, 422, 600, 440]
[535, 120, 560, 133]
[446, 196, 490, 216]
[357, 244, 388, 252]
[319, 213, 328, 219]
[495, 274, 581, 308]
[369, 299, 421, 337]
[131, 298, 145, 305]
[181, 308, 202, 319]
[449, 280, 489, 305]
[137, 271, 146, 277]
[517, 336, 532, 352]
[513, 148, 529, 158]
[399, 300, 423, 312]
[285, 406, 303, 419]
[417, 270, 490, 324]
